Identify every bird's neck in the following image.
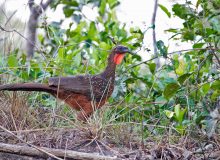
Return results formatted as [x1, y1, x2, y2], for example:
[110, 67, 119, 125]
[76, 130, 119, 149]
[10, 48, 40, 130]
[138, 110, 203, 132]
[101, 52, 116, 80]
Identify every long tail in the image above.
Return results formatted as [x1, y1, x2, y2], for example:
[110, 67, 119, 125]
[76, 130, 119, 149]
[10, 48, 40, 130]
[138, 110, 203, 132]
[0, 83, 56, 94]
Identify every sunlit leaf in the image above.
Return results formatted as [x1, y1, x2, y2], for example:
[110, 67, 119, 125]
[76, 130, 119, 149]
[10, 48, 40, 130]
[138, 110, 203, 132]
[159, 4, 171, 18]
[99, 0, 106, 16]
[175, 58, 186, 75]
[164, 110, 174, 119]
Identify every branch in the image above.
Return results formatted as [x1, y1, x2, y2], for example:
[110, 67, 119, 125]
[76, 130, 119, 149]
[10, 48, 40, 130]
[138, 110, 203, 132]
[0, 143, 117, 160]
[28, 0, 35, 9]
[0, 125, 62, 160]
[42, 0, 53, 10]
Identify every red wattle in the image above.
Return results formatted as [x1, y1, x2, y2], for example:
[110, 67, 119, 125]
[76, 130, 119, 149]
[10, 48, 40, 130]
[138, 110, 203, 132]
[114, 54, 125, 65]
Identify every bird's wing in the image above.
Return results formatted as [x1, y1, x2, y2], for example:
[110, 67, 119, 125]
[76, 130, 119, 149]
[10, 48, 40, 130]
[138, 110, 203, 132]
[48, 75, 112, 101]
[49, 75, 92, 94]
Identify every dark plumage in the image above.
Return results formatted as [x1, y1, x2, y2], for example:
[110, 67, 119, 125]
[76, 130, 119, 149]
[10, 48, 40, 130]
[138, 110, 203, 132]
[0, 45, 131, 121]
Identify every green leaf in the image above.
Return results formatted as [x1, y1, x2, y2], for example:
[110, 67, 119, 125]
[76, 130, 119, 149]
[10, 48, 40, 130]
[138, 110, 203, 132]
[156, 40, 167, 58]
[211, 90, 220, 101]
[201, 83, 210, 95]
[8, 55, 18, 67]
[88, 22, 97, 38]
[99, 0, 106, 16]
[148, 63, 156, 74]
[193, 43, 205, 48]
[108, 0, 120, 9]
[165, 28, 178, 33]
[159, 4, 171, 18]
[172, 4, 192, 19]
[178, 73, 192, 84]
[164, 110, 174, 119]
[63, 6, 74, 17]
[163, 82, 180, 99]
[211, 80, 220, 90]
[174, 104, 187, 123]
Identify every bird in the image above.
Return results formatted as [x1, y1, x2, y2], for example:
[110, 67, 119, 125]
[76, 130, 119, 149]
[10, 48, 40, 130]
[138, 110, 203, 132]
[0, 45, 132, 121]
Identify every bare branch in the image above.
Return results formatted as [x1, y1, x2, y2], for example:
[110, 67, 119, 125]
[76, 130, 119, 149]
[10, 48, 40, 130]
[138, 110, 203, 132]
[0, 125, 63, 160]
[151, 0, 160, 68]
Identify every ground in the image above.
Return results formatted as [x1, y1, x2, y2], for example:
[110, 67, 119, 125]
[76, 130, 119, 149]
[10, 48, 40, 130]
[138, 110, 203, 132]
[0, 92, 220, 159]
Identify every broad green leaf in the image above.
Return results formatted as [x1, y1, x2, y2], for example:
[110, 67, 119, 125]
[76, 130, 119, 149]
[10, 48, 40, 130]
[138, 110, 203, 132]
[159, 4, 171, 18]
[172, 4, 192, 19]
[63, 6, 74, 17]
[8, 55, 18, 67]
[178, 73, 192, 84]
[163, 82, 180, 99]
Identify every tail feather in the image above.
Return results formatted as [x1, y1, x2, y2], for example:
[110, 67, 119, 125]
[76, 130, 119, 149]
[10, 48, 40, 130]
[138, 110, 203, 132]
[0, 83, 56, 94]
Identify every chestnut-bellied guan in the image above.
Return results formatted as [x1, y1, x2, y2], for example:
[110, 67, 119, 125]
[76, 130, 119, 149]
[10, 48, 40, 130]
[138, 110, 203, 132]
[0, 45, 132, 121]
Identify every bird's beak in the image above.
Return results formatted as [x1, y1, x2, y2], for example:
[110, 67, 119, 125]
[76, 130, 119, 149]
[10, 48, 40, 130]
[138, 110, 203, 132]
[127, 50, 135, 55]
[122, 48, 134, 55]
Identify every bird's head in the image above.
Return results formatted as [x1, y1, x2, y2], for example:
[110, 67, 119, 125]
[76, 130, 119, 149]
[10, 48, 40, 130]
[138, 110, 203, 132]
[112, 45, 132, 65]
